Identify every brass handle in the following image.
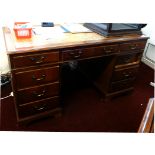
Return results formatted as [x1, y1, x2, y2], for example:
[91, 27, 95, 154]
[123, 57, 131, 63]
[70, 50, 83, 59]
[30, 56, 45, 64]
[123, 72, 132, 77]
[104, 47, 113, 53]
[32, 74, 46, 81]
[105, 50, 112, 53]
[130, 44, 137, 50]
[33, 90, 46, 97]
[34, 104, 46, 111]
[74, 51, 82, 58]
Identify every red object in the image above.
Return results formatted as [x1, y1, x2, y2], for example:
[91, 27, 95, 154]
[14, 22, 32, 39]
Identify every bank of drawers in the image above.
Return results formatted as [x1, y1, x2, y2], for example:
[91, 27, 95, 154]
[109, 41, 146, 93]
[10, 50, 61, 122]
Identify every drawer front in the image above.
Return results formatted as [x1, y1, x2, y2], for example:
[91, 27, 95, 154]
[115, 52, 142, 67]
[11, 51, 59, 68]
[62, 44, 119, 61]
[109, 78, 135, 92]
[18, 96, 59, 118]
[16, 82, 59, 105]
[62, 48, 95, 61]
[14, 66, 59, 89]
[112, 66, 139, 82]
[120, 41, 146, 52]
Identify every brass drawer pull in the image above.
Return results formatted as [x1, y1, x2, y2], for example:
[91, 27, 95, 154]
[104, 47, 113, 53]
[34, 104, 46, 111]
[32, 74, 46, 81]
[123, 72, 132, 77]
[130, 44, 137, 50]
[30, 56, 45, 64]
[33, 90, 46, 97]
[70, 50, 83, 59]
[105, 50, 112, 53]
[74, 51, 82, 58]
[123, 57, 132, 63]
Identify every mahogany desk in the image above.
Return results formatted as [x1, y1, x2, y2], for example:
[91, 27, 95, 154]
[3, 27, 148, 124]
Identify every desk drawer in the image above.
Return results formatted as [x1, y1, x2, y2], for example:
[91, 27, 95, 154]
[62, 48, 94, 61]
[16, 82, 59, 105]
[18, 96, 59, 118]
[112, 66, 139, 82]
[62, 44, 119, 61]
[14, 66, 59, 89]
[120, 41, 146, 52]
[115, 52, 142, 67]
[11, 51, 59, 68]
[109, 78, 135, 92]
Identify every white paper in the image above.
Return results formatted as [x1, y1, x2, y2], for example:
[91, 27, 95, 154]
[32, 26, 66, 40]
[61, 23, 92, 33]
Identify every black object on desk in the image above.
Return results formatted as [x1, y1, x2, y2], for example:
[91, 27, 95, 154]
[41, 22, 54, 27]
[83, 23, 147, 37]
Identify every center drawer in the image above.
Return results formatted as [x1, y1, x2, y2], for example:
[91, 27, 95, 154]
[16, 82, 59, 105]
[14, 66, 59, 89]
[62, 44, 119, 61]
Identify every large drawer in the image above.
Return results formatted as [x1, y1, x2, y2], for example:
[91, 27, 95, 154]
[120, 41, 146, 52]
[112, 66, 139, 82]
[11, 51, 59, 69]
[115, 52, 142, 67]
[109, 78, 135, 92]
[62, 44, 119, 61]
[16, 82, 59, 105]
[18, 96, 59, 118]
[14, 66, 59, 89]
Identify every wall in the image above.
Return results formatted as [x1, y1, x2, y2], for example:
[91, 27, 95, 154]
[0, 0, 154, 74]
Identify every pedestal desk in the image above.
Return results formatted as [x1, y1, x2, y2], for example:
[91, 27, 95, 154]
[3, 26, 148, 124]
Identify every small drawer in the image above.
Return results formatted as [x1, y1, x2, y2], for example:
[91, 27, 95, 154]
[103, 44, 119, 54]
[62, 44, 119, 61]
[14, 66, 59, 89]
[18, 96, 59, 118]
[120, 41, 146, 52]
[115, 52, 142, 67]
[62, 49, 84, 61]
[112, 66, 139, 82]
[16, 82, 59, 105]
[82, 44, 119, 57]
[11, 51, 59, 68]
[109, 78, 135, 92]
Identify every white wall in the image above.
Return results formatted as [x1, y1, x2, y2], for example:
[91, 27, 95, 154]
[0, 0, 155, 74]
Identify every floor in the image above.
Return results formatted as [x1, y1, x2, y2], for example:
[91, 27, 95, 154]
[0, 62, 154, 132]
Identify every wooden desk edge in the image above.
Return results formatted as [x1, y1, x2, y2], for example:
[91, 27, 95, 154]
[2, 26, 149, 55]
[138, 98, 154, 133]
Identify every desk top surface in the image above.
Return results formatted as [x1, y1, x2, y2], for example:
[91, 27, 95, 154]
[3, 26, 148, 55]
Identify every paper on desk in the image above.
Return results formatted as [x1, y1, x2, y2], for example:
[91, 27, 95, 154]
[61, 23, 92, 33]
[32, 26, 66, 40]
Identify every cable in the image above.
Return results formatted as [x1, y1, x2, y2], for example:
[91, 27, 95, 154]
[1, 92, 13, 100]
